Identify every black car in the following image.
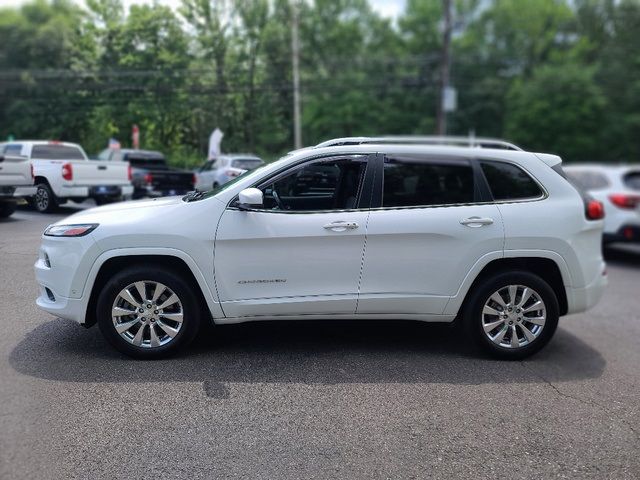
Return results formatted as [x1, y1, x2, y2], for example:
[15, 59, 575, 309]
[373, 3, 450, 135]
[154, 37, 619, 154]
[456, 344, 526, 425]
[96, 149, 194, 199]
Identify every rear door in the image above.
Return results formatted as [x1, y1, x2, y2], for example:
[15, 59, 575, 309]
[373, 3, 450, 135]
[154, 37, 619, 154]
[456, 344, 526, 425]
[0, 143, 32, 187]
[214, 154, 375, 318]
[358, 153, 504, 315]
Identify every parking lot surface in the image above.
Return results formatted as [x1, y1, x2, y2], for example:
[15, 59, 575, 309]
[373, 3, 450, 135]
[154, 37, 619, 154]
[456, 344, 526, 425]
[1, 205, 639, 479]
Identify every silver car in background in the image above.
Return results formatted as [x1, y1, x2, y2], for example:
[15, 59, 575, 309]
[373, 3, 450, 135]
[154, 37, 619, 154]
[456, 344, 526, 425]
[195, 154, 264, 191]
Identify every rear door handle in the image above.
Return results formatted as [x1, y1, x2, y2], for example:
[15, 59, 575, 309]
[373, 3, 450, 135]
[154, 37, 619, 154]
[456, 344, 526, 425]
[460, 217, 494, 227]
[323, 221, 359, 232]
[98, 166, 107, 170]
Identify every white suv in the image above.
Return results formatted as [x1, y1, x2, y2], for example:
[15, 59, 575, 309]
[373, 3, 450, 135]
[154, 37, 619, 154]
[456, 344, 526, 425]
[35, 137, 607, 359]
[564, 165, 640, 244]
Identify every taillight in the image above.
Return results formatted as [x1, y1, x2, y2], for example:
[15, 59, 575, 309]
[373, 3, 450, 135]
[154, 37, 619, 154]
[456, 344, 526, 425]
[608, 193, 640, 210]
[61, 163, 73, 181]
[586, 199, 605, 220]
[127, 164, 132, 181]
[192, 173, 197, 186]
[144, 173, 153, 184]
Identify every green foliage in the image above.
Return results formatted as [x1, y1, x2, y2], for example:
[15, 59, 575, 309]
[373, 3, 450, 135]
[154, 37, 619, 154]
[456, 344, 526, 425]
[0, 0, 638, 164]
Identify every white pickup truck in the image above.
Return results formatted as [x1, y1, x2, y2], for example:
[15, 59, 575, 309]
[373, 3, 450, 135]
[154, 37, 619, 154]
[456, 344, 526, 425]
[0, 141, 133, 213]
[0, 146, 36, 218]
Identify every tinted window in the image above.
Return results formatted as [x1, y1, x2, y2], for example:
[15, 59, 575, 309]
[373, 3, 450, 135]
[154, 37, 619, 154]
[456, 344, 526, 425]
[623, 171, 640, 191]
[232, 158, 264, 170]
[481, 161, 542, 200]
[3, 144, 23, 156]
[565, 170, 610, 190]
[383, 157, 474, 207]
[32, 144, 86, 160]
[259, 158, 366, 211]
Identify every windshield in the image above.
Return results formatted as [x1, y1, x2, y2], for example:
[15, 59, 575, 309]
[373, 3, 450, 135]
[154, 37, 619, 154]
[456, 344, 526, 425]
[232, 158, 263, 170]
[188, 157, 285, 201]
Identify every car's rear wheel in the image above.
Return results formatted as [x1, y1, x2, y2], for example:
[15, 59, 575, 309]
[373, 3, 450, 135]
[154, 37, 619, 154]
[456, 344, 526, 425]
[33, 183, 58, 213]
[464, 271, 559, 359]
[97, 266, 201, 359]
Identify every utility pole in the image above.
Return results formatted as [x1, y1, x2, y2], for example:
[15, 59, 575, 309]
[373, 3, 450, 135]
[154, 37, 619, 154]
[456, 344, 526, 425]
[436, 0, 452, 136]
[291, 0, 302, 149]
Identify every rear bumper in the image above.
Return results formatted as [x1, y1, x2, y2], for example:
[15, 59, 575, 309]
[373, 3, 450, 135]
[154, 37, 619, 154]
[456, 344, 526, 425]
[88, 185, 134, 198]
[13, 186, 36, 197]
[566, 261, 608, 314]
[604, 225, 640, 244]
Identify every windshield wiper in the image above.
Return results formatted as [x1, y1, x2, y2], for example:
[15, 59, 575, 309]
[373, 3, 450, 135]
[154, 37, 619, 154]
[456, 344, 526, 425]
[182, 189, 207, 202]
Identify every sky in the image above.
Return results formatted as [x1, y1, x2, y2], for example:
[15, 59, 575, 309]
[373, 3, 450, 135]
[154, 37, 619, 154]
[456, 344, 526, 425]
[0, 0, 407, 19]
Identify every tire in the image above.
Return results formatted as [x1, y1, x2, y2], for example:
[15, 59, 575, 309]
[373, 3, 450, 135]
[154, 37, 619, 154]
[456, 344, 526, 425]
[96, 266, 202, 359]
[0, 202, 16, 218]
[33, 182, 58, 213]
[463, 270, 559, 360]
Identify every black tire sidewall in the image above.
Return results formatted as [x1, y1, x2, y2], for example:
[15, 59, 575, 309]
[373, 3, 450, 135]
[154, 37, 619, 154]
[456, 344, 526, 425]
[0, 202, 16, 218]
[34, 183, 57, 213]
[97, 266, 201, 359]
[464, 271, 559, 360]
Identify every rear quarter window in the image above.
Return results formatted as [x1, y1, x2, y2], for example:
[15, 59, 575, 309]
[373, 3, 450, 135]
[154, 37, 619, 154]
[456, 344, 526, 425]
[480, 160, 543, 201]
[565, 170, 610, 190]
[31, 144, 86, 160]
[623, 171, 640, 191]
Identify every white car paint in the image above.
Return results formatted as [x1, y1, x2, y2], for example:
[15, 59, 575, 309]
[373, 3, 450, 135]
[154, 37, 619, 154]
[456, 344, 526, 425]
[35, 144, 606, 335]
[195, 155, 264, 190]
[0, 145, 36, 200]
[3, 141, 134, 201]
[564, 165, 640, 243]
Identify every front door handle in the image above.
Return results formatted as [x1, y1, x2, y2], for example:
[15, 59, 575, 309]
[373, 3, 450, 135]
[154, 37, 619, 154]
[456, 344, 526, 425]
[323, 221, 359, 232]
[460, 217, 494, 227]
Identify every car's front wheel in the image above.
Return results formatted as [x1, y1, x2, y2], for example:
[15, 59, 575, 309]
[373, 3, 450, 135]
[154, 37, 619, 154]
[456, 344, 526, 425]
[96, 266, 202, 359]
[464, 271, 559, 360]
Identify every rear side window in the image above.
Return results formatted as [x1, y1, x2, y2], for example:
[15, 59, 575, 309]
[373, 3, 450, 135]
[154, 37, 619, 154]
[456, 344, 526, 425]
[383, 157, 475, 207]
[480, 161, 542, 201]
[31, 145, 85, 160]
[623, 171, 640, 191]
[565, 170, 610, 190]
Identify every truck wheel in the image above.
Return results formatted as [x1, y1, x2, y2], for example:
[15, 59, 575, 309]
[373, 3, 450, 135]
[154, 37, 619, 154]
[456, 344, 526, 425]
[96, 266, 202, 359]
[0, 202, 16, 218]
[33, 183, 58, 213]
[463, 271, 559, 360]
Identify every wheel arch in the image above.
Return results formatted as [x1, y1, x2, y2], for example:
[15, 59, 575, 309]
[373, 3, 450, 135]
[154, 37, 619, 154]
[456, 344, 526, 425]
[84, 251, 221, 327]
[447, 254, 570, 318]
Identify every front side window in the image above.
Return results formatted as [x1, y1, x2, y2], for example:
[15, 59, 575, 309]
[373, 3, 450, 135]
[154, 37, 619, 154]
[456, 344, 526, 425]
[382, 156, 475, 207]
[481, 160, 543, 201]
[258, 157, 367, 211]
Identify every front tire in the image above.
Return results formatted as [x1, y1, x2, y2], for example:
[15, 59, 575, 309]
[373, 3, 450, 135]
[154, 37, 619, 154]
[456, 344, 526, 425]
[96, 266, 202, 359]
[0, 202, 16, 218]
[464, 271, 559, 360]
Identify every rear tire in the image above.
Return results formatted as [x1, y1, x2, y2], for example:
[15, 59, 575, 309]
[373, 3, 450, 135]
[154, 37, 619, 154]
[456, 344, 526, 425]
[96, 266, 202, 359]
[33, 183, 58, 213]
[463, 271, 559, 360]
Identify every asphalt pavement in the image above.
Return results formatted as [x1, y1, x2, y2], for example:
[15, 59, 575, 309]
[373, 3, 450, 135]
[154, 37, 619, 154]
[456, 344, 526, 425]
[1, 204, 639, 479]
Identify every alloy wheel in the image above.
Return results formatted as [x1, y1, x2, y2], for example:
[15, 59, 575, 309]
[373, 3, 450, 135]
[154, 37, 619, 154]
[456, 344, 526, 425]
[35, 186, 49, 211]
[481, 284, 546, 349]
[111, 280, 184, 348]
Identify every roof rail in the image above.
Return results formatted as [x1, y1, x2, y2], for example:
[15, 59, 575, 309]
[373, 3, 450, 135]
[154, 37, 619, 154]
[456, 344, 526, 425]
[315, 136, 523, 151]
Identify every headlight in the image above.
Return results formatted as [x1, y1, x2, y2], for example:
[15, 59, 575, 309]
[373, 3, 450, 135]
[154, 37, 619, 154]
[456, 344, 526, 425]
[44, 224, 98, 237]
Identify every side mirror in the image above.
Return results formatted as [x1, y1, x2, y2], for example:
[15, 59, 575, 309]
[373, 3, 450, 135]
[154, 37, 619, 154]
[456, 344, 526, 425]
[238, 188, 263, 210]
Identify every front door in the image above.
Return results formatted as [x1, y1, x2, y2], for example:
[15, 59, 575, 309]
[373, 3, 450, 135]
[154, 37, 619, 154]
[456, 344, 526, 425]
[214, 154, 374, 318]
